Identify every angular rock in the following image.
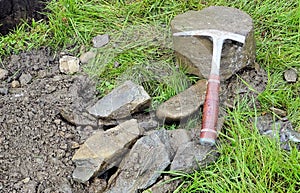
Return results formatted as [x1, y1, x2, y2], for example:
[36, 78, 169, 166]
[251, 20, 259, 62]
[168, 129, 192, 152]
[72, 119, 142, 183]
[145, 176, 181, 193]
[284, 68, 298, 83]
[19, 73, 32, 86]
[106, 130, 174, 193]
[0, 87, 8, 95]
[0, 68, 8, 80]
[92, 34, 110, 48]
[171, 6, 255, 80]
[88, 80, 151, 119]
[79, 50, 97, 64]
[59, 55, 80, 74]
[156, 79, 207, 123]
[60, 108, 98, 127]
[170, 141, 218, 173]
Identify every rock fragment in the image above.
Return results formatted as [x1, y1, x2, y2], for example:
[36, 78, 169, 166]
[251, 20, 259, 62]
[156, 79, 207, 123]
[170, 141, 217, 173]
[19, 73, 32, 86]
[60, 108, 98, 127]
[72, 119, 142, 183]
[171, 6, 255, 80]
[106, 130, 174, 193]
[79, 50, 97, 64]
[11, 80, 20, 88]
[88, 80, 151, 119]
[284, 68, 298, 83]
[0, 68, 8, 80]
[0, 87, 8, 95]
[59, 55, 80, 74]
[92, 34, 110, 48]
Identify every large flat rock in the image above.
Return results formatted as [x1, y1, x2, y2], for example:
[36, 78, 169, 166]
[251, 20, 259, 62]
[106, 130, 174, 192]
[171, 6, 255, 80]
[87, 80, 151, 119]
[72, 119, 142, 183]
[156, 79, 207, 123]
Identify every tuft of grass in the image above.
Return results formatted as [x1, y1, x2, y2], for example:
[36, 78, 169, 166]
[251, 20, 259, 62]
[173, 98, 300, 192]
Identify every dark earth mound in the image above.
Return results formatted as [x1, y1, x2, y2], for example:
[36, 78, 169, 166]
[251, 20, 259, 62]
[0, 0, 49, 35]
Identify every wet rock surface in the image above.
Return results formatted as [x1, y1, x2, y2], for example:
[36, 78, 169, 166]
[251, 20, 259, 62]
[171, 6, 255, 80]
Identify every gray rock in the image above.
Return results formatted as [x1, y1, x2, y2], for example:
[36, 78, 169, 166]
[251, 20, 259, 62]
[171, 6, 255, 80]
[60, 108, 98, 127]
[145, 176, 181, 193]
[0, 68, 8, 80]
[168, 129, 192, 152]
[0, 87, 8, 95]
[79, 50, 97, 64]
[19, 73, 32, 86]
[92, 34, 110, 48]
[59, 55, 80, 74]
[284, 68, 298, 83]
[156, 79, 207, 123]
[106, 130, 174, 193]
[88, 80, 151, 119]
[138, 119, 159, 131]
[72, 119, 142, 183]
[170, 141, 218, 173]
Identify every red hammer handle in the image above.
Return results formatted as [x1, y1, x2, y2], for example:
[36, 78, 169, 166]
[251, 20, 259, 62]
[200, 74, 220, 145]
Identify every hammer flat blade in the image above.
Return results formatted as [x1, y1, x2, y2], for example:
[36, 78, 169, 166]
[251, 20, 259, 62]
[173, 29, 246, 44]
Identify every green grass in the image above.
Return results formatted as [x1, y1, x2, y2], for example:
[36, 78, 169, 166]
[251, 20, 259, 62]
[0, 0, 299, 192]
[171, 98, 300, 192]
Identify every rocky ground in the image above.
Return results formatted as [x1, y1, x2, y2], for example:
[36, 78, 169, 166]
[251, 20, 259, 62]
[0, 48, 99, 192]
[0, 47, 269, 192]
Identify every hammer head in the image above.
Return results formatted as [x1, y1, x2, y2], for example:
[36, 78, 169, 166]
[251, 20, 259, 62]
[173, 29, 245, 44]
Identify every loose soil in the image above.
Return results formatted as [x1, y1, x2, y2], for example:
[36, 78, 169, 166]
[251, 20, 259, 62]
[0, 47, 267, 193]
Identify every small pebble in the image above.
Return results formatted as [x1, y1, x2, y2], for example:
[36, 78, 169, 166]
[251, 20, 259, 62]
[92, 34, 110, 48]
[284, 68, 298, 83]
[70, 142, 80, 149]
[22, 177, 30, 183]
[0, 87, 8, 95]
[11, 80, 20, 88]
[0, 68, 9, 80]
[270, 107, 287, 117]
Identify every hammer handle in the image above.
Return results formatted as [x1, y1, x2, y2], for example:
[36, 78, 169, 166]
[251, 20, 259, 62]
[200, 74, 220, 145]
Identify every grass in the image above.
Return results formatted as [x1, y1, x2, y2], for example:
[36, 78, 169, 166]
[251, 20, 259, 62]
[0, 0, 299, 192]
[171, 98, 300, 192]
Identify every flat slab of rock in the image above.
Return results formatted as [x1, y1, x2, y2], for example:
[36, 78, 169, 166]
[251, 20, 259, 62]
[171, 6, 255, 80]
[156, 79, 207, 123]
[106, 130, 174, 193]
[88, 80, 151, 119]
[72, 119, 142, 183]
[170, 141, 218, 173]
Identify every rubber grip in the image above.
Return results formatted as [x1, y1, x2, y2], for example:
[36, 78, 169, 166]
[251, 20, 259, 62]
[200, 74, 220, 146]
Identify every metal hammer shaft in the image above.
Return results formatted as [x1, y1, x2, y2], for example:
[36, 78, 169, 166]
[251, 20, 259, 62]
[174, 30, 245, 145]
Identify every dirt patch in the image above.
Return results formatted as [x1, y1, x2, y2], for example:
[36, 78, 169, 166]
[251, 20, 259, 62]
[0, 48, 98, 192]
